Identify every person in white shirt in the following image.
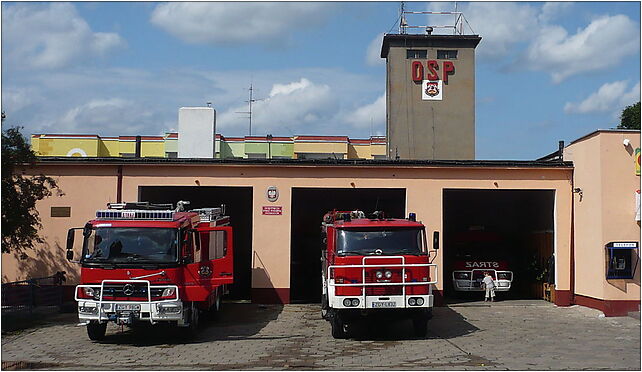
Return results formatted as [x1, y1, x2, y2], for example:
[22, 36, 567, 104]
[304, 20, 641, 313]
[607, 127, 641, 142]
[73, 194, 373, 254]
[482, 271, 496, 302]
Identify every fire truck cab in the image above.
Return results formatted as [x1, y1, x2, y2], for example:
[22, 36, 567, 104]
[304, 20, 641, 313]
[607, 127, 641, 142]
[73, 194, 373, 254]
[321, 210, 439, 338]
[66, 201, 233, 340]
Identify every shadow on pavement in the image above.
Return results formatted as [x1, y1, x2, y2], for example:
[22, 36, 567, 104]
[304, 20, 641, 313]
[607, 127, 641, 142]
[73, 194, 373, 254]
[95, 303, 283, 346]
[348, 306, 479, 341]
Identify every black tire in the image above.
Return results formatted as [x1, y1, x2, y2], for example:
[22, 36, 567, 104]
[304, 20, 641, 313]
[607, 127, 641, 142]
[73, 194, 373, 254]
[412, 316, 428, 338]
[87, 321, 107, 341]
[181, 307, 200, 338]
[321, 295, 329, 320]
[330, 312, 348, 339]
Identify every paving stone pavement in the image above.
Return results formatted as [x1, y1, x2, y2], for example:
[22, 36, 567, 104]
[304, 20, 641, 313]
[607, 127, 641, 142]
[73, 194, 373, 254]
[1, 300, 639, 370]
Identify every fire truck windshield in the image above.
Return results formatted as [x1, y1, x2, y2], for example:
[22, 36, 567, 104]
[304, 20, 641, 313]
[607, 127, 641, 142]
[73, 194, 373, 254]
[336, 227, 424, 256]
[83, 227, 178, 264]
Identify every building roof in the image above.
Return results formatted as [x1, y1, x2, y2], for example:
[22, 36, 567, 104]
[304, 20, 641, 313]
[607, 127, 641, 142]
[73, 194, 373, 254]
[381, 33, 482, 58]
[567, 129, 640, 146]
[35, 156, 573, 169]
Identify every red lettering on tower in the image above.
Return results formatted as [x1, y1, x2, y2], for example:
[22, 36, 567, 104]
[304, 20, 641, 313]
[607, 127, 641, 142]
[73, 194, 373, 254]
[411, 61, 424, 82]
[426, 60, 439, 80]
[443, 61, 455, 83]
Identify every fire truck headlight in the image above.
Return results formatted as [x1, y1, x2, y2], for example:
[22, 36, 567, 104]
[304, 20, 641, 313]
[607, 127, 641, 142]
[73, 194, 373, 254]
[351, 299, 360, 307]
[82, 287, 101, 300]
[408, 298, 417, 306]
[375, 271, 383, 279]
[384, 270, 392, 279]
[343, 298, 352, 307]
[162, 287, 176, 298]
[416, 297, 425, 306]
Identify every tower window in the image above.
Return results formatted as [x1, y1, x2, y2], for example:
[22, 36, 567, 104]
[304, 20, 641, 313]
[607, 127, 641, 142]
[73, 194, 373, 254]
[437, 50, 458, 59]
[406, 49, 427, 59]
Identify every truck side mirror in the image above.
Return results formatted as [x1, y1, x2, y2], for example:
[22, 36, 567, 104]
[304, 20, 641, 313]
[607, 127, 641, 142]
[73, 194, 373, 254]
[66, 250, 74, 260]
[66, 228, 75, 252]
[433, 231, 440, 250]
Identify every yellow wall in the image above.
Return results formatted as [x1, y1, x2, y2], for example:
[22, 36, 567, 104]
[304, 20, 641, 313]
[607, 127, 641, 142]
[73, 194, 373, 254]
[5, 163, 573, 299]
[349, 144, 372, 159]
[565, 131, 641, 302]
[294, 141, 348, 156]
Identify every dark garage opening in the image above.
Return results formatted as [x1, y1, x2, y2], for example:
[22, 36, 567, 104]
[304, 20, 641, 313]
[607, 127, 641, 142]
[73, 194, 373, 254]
[443, 189, 555, 301]
[139, 186, 253, 300]
[290, 188, 406, 303]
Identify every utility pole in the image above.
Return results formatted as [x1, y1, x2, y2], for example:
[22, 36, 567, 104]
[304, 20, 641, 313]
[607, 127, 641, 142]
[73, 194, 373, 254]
[236, 83, 264, 136]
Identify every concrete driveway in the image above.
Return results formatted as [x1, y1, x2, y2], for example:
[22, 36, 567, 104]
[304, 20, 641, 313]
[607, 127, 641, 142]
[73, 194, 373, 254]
[1, 300, 639, 370]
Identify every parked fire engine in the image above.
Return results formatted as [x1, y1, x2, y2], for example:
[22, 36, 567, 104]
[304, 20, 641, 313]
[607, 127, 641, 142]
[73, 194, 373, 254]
[320, 210, 439, 338]
[66, 201, 233, 340]
[450, 228, 513, 294]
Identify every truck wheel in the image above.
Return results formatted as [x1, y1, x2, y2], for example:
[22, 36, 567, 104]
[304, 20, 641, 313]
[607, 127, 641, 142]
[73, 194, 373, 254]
[321, 295, 329, 320]
[330, 312, 348, 339]
[412, 316, 428, 338]
[87, 321, 107, 341]
[182, 308, 200, 338]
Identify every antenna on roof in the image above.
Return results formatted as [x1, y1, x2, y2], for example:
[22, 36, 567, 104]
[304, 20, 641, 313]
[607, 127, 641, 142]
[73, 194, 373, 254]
[235, 83, 265, 136]
[398, 2, 474, 35]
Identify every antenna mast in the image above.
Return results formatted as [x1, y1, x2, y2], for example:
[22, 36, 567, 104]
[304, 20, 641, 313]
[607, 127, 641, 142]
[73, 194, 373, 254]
[398, 2, 474, 35]
[236, 83, 264, 136]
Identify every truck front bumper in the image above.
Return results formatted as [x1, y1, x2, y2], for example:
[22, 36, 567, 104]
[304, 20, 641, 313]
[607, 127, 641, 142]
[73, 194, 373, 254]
[77, 300, 184, 324]
[453, 280, 512, 292]
[330, 294, 433, 309]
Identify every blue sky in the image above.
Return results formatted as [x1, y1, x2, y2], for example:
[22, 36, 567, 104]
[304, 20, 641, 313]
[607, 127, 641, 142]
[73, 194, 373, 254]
[2, 1, 640, 159]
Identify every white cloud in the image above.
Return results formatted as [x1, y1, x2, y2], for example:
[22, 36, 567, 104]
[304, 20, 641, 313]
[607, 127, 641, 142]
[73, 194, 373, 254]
[366, 33, 385, 66]
[150, 3, 333, 47]
[218, 78, 338, 135]
[564, 80, 641, 114]
[343, 94, 385, 130]
[1, 3, 124, 70]
[520, 15, 640, 83]
[463, 2, 540, 59]
[538, 2, 573, 23]
[55, 98, 153, 134]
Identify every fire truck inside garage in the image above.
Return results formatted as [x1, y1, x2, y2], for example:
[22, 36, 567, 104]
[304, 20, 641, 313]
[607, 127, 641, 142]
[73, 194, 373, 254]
[443, 189, 556, 301]
[138, 186, 253, 301]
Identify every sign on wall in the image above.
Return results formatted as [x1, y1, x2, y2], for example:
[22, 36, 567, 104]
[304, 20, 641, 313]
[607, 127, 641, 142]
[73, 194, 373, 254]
[422, 80, 442, 101]
[262, 206, 283, 215]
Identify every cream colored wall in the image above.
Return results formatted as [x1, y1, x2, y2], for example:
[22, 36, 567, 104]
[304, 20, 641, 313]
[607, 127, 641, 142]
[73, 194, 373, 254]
[5, 163, 573, 295]
[565, 131, 641, 302]
[1, 165, 120, 283]
[118, 165, 572, 291]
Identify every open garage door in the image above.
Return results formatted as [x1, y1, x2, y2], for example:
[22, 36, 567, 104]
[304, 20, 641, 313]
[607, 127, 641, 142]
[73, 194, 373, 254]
[443, 189, 555, 301]
[139, 186, 253, 300]
[290, 188, 406, 303]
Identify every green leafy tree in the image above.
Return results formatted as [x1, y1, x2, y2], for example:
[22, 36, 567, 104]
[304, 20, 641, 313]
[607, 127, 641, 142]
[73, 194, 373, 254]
[618, 101, 640, 130]
[2, 114, 61, 258]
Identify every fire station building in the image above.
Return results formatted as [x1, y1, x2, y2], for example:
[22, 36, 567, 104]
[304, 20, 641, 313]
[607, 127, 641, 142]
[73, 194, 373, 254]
[3, 31, 640, 317]
[3, 128, 640, 316]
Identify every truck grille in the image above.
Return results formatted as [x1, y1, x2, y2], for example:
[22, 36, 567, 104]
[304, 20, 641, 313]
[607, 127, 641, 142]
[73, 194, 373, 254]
[366, 286, 402, 296]
[100, 283, 164, 300]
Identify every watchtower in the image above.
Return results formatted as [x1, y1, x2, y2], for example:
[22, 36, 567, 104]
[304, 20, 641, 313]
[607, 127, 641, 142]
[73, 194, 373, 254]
[381, 9, 481, 160]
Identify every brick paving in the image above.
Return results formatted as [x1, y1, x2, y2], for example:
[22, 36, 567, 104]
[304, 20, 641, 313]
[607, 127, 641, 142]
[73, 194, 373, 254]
[1, 300, 639, 370]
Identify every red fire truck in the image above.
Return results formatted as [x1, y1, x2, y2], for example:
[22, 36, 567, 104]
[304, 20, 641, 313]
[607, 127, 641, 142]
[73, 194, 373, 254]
[65, 201, 233, 340]
[320, 210, 439, 338]
[450, 228, 513, 294]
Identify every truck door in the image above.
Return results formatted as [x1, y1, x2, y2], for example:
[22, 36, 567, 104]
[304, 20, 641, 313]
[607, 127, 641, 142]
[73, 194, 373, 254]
[194, 226, 234, 285]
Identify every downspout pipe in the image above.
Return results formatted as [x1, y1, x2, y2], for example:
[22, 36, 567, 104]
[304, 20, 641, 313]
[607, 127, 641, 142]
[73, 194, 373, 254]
[117, 165, 123, 203]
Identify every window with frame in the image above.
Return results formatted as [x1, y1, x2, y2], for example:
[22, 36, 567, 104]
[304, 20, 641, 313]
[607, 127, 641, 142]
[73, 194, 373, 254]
[437, 50, 458, 59]
[406, 49, 427, 59]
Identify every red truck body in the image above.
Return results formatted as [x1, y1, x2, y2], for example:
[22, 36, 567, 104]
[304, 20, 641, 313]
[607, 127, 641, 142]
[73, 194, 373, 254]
[67, 201, 233, 340]
[320, 210, 439, 338]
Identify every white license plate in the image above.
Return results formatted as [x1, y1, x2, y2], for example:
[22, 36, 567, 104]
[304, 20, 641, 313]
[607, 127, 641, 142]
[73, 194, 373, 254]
[116, 304, 140, 311]
[372, 301, 396, 308]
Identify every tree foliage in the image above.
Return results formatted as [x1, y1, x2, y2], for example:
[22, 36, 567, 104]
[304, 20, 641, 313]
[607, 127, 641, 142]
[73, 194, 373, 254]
[618, 101, 640, 130]
[2, 120, 61, 257]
